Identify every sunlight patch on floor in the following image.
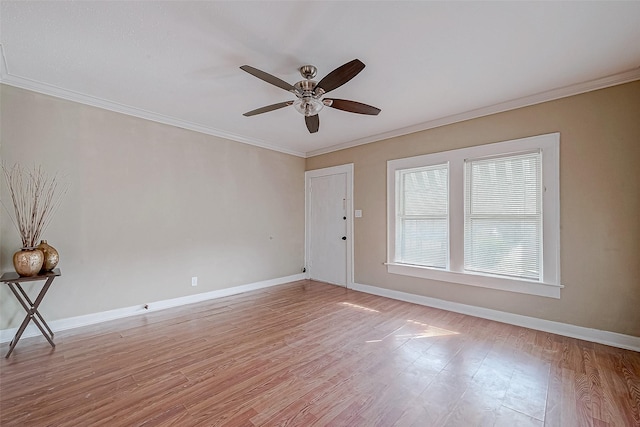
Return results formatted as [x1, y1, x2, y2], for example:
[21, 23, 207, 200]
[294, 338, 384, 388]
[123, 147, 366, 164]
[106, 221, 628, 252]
[365, 320, 459, 343]
[339, 302, 380, 313]
[395, 319, 460, 339]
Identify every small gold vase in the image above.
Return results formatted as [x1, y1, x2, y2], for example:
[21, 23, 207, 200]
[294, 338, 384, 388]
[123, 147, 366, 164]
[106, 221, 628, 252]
[13, 248, 44, 277]
[37, 240, 59, 272]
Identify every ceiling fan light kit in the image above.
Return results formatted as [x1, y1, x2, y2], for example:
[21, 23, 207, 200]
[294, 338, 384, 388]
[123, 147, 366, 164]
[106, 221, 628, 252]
[240, 59, 381, 134]
[293, 97, 324, 117]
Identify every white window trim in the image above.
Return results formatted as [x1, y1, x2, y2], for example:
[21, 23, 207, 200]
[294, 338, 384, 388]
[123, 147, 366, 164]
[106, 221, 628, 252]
[387, 133, 562, 299]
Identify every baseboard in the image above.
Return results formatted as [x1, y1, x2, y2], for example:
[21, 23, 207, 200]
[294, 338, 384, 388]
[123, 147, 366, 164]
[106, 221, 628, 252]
[0, 273, 306, 343]
[351, 282, 640, 352]
[5, 275, 637, 352]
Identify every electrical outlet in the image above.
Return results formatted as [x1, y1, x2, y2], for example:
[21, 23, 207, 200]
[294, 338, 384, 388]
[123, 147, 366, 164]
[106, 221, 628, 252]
[191, 276, 198, 286]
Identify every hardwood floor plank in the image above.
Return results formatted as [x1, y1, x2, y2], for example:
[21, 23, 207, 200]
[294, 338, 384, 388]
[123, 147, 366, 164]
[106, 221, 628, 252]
[544, 362, 564, 426]
[494, 405, 543, 426]
[1, 280, 639, 426]
[502, 351, 550, 421]
[584, 347, 607, 422]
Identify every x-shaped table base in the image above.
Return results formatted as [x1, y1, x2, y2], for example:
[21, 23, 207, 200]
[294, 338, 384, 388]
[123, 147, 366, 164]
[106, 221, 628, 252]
[1, 269, 60, 358]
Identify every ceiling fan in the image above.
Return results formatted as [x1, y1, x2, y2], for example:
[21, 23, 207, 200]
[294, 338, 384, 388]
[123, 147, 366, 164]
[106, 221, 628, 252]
[240, 59, 381, 134]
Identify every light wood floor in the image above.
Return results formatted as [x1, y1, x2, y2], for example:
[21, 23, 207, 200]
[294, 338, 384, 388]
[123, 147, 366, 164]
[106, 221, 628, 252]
[1, 280, 639, 426]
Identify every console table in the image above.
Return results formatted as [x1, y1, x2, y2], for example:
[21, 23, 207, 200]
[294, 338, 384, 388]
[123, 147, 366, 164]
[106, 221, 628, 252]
[1, 268, 60, 358]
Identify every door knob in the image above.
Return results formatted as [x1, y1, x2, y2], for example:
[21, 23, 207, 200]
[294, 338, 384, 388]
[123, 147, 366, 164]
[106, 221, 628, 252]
[342, 236, 347, 240]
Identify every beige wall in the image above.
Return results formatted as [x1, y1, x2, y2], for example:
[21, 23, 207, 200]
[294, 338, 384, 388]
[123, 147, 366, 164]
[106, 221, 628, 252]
[2, 81, 638, 338]
[0, 85, 305, 329]
[307, 80, 640, 337]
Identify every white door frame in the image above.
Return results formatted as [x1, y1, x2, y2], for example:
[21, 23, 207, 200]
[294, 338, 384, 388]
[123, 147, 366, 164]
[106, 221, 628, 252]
[305, 163, 354, 289]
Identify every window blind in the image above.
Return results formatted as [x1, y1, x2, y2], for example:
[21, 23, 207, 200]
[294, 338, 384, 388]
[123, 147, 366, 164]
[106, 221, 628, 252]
[396, 164, 448, 268]
[464, 152, 542, 280]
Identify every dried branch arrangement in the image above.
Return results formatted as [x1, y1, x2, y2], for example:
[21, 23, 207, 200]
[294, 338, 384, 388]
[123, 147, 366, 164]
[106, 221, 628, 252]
[1, 164, 68, 248]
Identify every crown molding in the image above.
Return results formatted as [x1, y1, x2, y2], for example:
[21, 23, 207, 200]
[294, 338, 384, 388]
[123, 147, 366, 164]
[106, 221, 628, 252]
[1, 38, 637, 161]
[0, 75, 307, 158]
[305, 67, 640, 158]
[0, 57, 307, 158]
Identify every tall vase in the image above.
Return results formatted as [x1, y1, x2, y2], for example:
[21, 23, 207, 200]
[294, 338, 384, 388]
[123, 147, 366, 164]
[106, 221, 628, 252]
[37, 240, 59, 272]
[13, 248, 44, 277]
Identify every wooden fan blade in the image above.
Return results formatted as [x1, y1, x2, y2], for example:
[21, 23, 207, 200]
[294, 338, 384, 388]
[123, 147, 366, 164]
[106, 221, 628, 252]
[243, 101, 293, 117]
[305, 115, 319, 133]
[325, 98, 381, 115]
[315, 59, 365, 94]
[240, 65, 297, 92]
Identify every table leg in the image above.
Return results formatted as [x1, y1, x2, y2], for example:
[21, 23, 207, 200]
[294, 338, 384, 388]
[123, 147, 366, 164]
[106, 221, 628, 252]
[16, 281, 55, 339]
[5, 299, 34, 358]
[4, 277, 56, 358]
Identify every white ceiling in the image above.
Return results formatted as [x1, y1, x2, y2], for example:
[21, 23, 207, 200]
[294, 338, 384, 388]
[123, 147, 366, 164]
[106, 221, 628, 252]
[1, 1, 639, 157]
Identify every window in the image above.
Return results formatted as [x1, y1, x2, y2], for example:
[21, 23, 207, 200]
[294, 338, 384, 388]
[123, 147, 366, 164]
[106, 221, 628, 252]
[387, 133, 561, 298]
[464, 151, 542, 280]
[396, 164, 449, 268]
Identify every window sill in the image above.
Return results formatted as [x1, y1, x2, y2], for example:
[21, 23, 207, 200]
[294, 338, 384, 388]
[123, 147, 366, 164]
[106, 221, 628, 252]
[386, 263, 562, 298]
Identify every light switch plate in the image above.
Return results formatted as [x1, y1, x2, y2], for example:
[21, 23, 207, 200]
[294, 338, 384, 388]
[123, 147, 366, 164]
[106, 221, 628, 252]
[355, 210, 362, 218]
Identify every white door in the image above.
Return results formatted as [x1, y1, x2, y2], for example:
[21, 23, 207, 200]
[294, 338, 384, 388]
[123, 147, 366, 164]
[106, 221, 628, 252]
[307, 166, 352, 287]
